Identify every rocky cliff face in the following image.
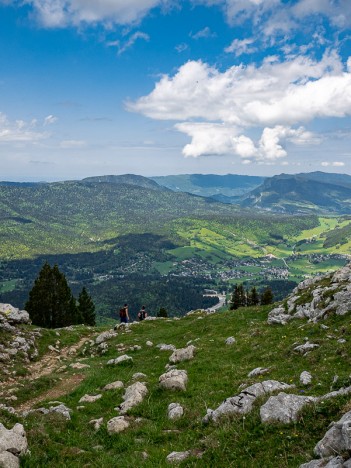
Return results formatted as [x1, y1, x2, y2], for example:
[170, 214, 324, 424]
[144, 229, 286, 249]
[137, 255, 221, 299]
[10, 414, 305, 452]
[268, 262, 351, 325]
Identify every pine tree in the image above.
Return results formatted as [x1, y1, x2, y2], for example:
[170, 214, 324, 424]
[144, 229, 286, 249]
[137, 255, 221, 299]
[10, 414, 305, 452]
[78, 287, 96, 326]
[157, 307, 168, 318]
[260, 287, 274, 305]
[25, 263, 78, 328]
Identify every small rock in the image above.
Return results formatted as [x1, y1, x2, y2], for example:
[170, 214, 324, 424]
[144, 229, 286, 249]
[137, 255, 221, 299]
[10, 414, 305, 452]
[294, 342, 319, 354]
[69, 362, 90, 369]
[225, 337, 236, 345]
[89, 417, 103, 431]
[146, 341, 153, 347]
[248, 367, 270, 378]
[107, 355, 133, 365]
[166, 451, 191, 464]
[107, 416, 129, 434]
[103, 381, 124, 391]
[300, 371, 313, 385]
[169, 345, 196, 364]
[168, 403, 184, 420]
[78, 394, 102, 403]
[132, 373, 147, 381]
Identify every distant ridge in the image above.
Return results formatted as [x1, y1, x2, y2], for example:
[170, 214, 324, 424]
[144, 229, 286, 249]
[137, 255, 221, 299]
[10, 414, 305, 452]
[151, 174, 265, 198]
[241, 171, 351, 214]
[82, 174, 168, 192]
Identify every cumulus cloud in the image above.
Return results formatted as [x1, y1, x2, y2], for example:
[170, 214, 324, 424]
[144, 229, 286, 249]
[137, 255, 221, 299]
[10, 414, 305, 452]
[174, 122, 317, 161]
[128, 50, 351, 161]
[21, 0, 168, 27]
[128, 51, 349, 126]
[0, 112, 48, 142]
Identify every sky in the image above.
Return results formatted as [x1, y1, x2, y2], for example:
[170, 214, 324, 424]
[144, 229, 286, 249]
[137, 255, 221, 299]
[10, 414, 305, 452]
[1, 0, 351, 181]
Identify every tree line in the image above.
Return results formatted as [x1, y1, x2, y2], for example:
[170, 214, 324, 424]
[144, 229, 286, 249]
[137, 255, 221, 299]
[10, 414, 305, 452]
[25, 262, 96, 328]
[229, 284, 273, 310]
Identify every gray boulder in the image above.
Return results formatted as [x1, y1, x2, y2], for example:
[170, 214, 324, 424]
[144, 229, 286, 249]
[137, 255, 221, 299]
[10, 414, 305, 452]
[107, 416, 129, 434]
[0, 423, 27, 468]
[166, 451, 191, 464]
[103, 381, 124, 391]
[294, 342, 319, 354]
[0, 304, 30, 325]
[168, 403, 184, 420]
[118, 382, 148, 414]
[314, 410, 351, 458]
[0, 451, 20, 468]
[248, 367, 270, 378]
[300, 371, 313, 385]
[267, 307, 292, 325]
[78, 394, 102, 403]
[203, 380, 294, 424]
[95, 330, 117, 344]
[169, 345, 196, 364]
[260, 392, 316, 424]
[107, 355, 133, 365]
[159, 370, 188, 391]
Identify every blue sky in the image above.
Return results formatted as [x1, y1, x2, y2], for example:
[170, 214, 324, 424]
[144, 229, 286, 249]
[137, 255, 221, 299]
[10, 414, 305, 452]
[1, 0, 351, 180]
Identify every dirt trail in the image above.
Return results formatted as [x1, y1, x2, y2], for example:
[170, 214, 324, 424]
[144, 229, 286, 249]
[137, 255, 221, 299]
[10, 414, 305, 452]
[2, 334, 96, 411]
[27, 336, 91, 381]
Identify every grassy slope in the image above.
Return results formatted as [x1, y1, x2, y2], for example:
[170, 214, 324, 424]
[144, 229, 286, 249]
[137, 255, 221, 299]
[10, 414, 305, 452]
[1, 306, 351, 467]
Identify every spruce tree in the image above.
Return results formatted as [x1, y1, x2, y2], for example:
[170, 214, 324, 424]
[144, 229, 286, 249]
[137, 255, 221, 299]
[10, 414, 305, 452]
[78, 287, 96, 326]
[25, 263, 78, 328]
[260, 287, 274, 305]
[157, 307, 168, 318]
[250, 286, 260, 306]
[230, 284, 246, 310]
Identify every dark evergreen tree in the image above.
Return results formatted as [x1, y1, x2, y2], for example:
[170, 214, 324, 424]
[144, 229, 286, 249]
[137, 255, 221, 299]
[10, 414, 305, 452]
[78, 287, 96, 325]
[250, 286, 260, 306]
[25, 263, 78, 328]
[157, 307, 168, 318]
[260, 287, 274, 305]
[230, 284, 246, 310]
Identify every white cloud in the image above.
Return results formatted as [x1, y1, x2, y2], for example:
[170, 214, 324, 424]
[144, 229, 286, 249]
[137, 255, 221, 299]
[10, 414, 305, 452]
[174, 122, 316, 161]
[190, 26, 216, 40]
[175, 43, 188, 53]
[60, 139, 87, 148]
[128, 51, 349, 126]
[224, 37, 256, 56]
[107, 31, 150, 54]
[44, 114, 58, 125]
[128, 51, 350, 162]
[0, 112, 48, 142]
[22, 0, 169, 27]
[321, 161, 345, 167]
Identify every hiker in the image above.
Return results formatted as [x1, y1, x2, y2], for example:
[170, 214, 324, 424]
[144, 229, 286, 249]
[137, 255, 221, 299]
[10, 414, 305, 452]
[119, 303, 129, 324]
[138, 305, 148, 321]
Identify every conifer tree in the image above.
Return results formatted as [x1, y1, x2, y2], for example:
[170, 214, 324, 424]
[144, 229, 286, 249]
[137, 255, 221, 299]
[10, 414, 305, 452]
[260, 287, 274, 305]
[157, 307, 168, 318]
[78, 287, 96, 326]
[25, 262, 78, 328]
[230, 284, 246, 310]
[250, 286, 260, 306]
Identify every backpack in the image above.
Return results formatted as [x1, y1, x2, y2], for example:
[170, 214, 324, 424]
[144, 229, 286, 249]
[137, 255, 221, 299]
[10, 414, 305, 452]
[119, 308, 126, 318]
